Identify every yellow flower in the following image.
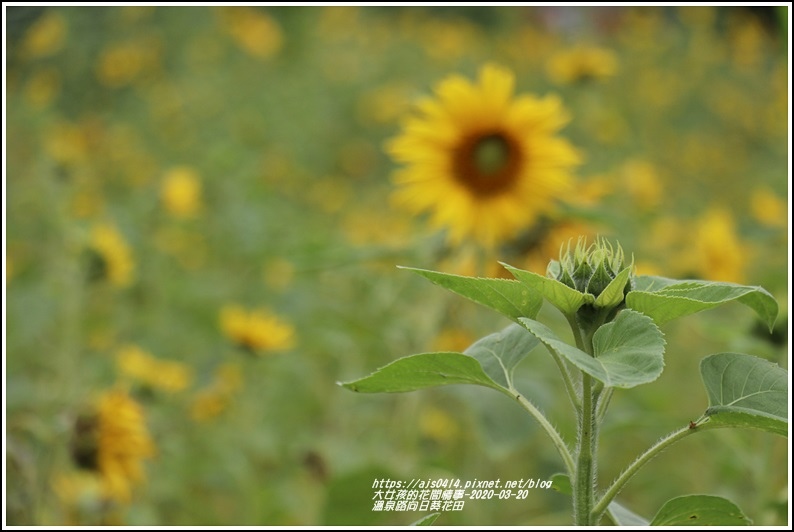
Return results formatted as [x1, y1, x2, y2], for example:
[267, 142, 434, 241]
[24, 67, 61, 109]
[620, 159, 662, 211]
[95, 39, 161, 88]
[218, 7, 283, 60]
[21, 11, 67, 58]
[419, 406, 460, 445]
[88, 223, 135, 288]
[387, 64, 580, 249]
[160, 166, 203, 218]
[750, 187, 787, 229]
[69, 390, 155, 504]
[691, 208, 747, 283]
[116, 344, 192, 393]
[546, 46, 618, 85]
[219, 304, 295, 353]
[95, 390, 155, 503]
[190, 363, 244, 422]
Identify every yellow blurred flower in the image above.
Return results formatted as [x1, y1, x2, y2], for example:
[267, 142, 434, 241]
[431, 328, 476, 353]
[750, 187, 787, 229]
[419, 406, 460, 445]
[191, 363, 244, 422]
[24, 67, 61, 109]
[95, 39, 161, 88]
[95, 390, 155, 503]
[21, 11, 67, 58]
[521, 220, 599, 275]
[690, 208, 747, 283]
[88, 223, 135, 288]
[160, 166, 203, 218]
[116, 344, 193, 393]
[387, 63, 581, 249]
[546, 45, 618, 85]
[68, 390, 155, 505]
[51, 470, 113, 525]
[219, 304, 295, 353]
[620, 159, 662, 210]
[218, 7, 283, 60]
[46, 121, 91, 167]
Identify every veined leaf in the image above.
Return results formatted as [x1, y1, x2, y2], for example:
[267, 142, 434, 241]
[501, 263, 593, 315]
[626, 279, 778, 331]
[700, 353, 788, 436]
[519, 310, 664, 388]
[464, 323, 540, 390]
[650, 495, 750, 526]
[399, 266, 542, 321]
[338, 352, 505, 394]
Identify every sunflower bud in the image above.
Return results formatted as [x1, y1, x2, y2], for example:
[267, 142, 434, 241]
[547, 237, 633, 328]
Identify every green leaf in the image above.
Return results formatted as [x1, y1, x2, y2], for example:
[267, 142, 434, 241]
[501, 263, 593, 315]
[549, 473, 571, 495]
[464, 323, 540, 389]
[626, 279, 778, 331]
[633, 275, 681, 292]
[399, 266, 542, 321]
[594, 266, 631, 308]
[339, 352, 505, 394]
[700, 353, 788, 436]
[650, 495, 751, 526]
[519, 310, 665, 388]
[410, 512, 440, 526]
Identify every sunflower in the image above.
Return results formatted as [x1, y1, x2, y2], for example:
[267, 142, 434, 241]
[387, 64, 581, 249]
[69, 390, 155, 504]
[219, 304, 295, 354]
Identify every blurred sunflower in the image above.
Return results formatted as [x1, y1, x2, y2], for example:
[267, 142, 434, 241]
[87, 223, 135, 288]
[546, 45, 618, 85]
[387, 63, 581, 249]
[69, 390, 155, 504]
[219, 304, 295, 354]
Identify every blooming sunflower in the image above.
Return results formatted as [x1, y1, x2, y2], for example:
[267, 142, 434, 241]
[219, 304, 295, 353]
[69, 390, 155, 504]
[387, 64, 581, 249]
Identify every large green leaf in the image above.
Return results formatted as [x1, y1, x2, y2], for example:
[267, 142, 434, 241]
[626, 279, 778, 330]
[500, 263, 594, 315]
[700, 353, 788, 436]
[464, 323, 540, 389]
[650, 495, 750, 526]
[338, 352, 505, 394]
[399, 266, 542, 321]
[519, 310, 665, 388]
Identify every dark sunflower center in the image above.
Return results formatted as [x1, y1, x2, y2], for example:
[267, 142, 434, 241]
[453, 132, 521, 196]
[474, 135, 511, 175]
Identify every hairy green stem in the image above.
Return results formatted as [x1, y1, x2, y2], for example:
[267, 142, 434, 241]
[574, 373, 597, 525]
[591, 424, 697, 520]
[513, 390, 575, 477]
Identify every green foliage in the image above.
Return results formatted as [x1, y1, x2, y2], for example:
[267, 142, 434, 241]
[649, 495, 751, 526]
[519, 310, 665, 388]
[627, 278, 779, 330]
[399, 267, 542, 322]
[699, 353, 788, 436]
[340, 352, 504, 394]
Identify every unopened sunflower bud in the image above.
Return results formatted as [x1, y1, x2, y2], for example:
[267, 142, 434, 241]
[550, 237, 629, 298]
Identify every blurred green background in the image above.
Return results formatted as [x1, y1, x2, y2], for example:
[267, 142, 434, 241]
[5, 5, 789, 526]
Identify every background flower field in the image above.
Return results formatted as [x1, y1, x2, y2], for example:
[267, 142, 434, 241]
[5, 5, 789, 526]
